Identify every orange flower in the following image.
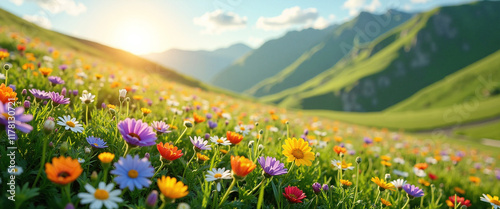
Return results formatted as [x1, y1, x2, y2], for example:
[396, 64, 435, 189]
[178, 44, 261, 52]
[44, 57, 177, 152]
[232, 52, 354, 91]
[334, 136, 343, 142]
[418, 178, 430, 186]
[45, 156, 83, 185]
[469, 176, 480, 184]
[110, 81, 121, 88]
[39, 67, 53, 76]
[226, 131, 243, 145]
[197, 153, 210, 161]
[0, 84, 18, 104]
[193, 112, 205, 123]
[333, 146, 347, 155]
[454, 187, 466, 195]
[381, 155, 391, 161]
[157, 142, 183, 161]
[374, 136, 383, 142]
[381, 161, 392, 167]
[231, 156, 256, 178]
[414, 163, 428, 170]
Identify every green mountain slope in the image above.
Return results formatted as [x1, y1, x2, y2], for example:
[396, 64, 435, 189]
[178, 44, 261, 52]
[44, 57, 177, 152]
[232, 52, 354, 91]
[210, 26, 336, 92]
[246, 10, 413, 97]
[387, 49, 500, 112]
[262, 1, 500, 112]
[0, 8, 204, 89]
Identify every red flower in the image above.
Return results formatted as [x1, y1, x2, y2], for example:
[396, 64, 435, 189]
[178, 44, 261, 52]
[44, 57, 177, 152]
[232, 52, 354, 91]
[226, 131, 243, 145]
[17, 44, 26, 52]
[333, 146, 347, 155]
[283, 186, 306, 203]
[428, 173, 438, 180]
[447, 196, 471, 207]
[157, 142, 183, 161]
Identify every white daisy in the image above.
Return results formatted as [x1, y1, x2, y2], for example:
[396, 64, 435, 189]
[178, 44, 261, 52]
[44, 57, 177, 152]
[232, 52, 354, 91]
[234, 124, 249, 136]
[8, 166, 23, 176]
[394, 157, 406, 165]
[80, 92, 95, 104]
[210, 136, 231, 146]
[78, 158, 85, 164]
[390, 179, 407, 189]
[413, 167, 426, 177]
[205, 168, 231, 191]
[222, 113, 231, 120]
[269, 127, 278, 132]
[331, 160, 354, 170]
[57, 115, 84, 133]
[481, 194, 500, 209]
[78, 182, 123, 209]
[0, 73, 5, 80]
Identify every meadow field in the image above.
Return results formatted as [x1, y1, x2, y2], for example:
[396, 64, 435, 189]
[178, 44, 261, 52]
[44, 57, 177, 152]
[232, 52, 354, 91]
[1, 24, 500, 209]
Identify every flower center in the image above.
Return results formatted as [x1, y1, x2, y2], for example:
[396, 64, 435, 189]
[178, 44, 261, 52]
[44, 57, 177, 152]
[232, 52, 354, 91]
[491, 199, 500, 206]
[2, 113, 10, 119]
[288, 194, 297, 199]
[94, 189, 109, 200]
[66, 121, 76, 127]
[217, 139, 224, 143]
[214, 173, 222, 178]
[128, 169, 139, 178]
[240, 127, 245, 131]
[291, 149, 304, 159]
[93, 143, 99, 147]
[128, 133, 141, 141]
[58, 171, 70, 178]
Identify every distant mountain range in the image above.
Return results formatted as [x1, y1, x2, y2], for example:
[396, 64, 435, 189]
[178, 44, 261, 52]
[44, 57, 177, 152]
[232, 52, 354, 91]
[143, 43, 252, 82]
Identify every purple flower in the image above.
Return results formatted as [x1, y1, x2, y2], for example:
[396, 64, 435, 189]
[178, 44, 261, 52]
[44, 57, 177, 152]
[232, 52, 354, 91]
[206, 113, 212, 120]
[150, 121, 171, 134]
[190, 136, 211, 151]
[118, 118, 157, 147]
[322, 184, 329, 191]
[363, 137, 373, 145]
[403, 184, 424, 198]
[101, 102, 106, 109]
[208, 120, 217, 129]
[110, 155, 154, 191]
[495, 169, 500, 180]
[59, 64, 67, 71]
[312, 182, 321, 194]
[49, 92, 70, 105]
[21, 89, 27, 95]
[48, 76, 65, 85]
[61, 87, 67, 96]
[204, 133, 210, 140]
[86, 136, 108, 148]
[146, 190, 158, 207]
[258, 156, 288, 177]
[72, 90, 79, 96]
[0, 102, 33, 140]
[23, 100, 30, 109]
[144, 153, 150, 160]
[8, 84, 15, 91]
[303, 129, 309, 135]
[29, 89, 50, 100]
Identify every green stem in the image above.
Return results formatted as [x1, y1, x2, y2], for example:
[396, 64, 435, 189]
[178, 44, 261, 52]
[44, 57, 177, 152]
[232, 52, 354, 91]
[126, 101, 129, 117]
[401, 193, 410, 209]
[123, 143, 130, 157]
[64, 184, 72, 204]
[245, 178, 265, 196]
[5, 69, 8, 85]
[351, 163, 360, 209]
[174, 127, 188, 145]
[85, 105, 89, 125]
[33, 135, 49, 186]
[182, 149, 197, 179]
[153, 159, 165, 178]
[373, 189, 381, 208]
[219, 178, 237, 207]
[256, 178, 268, 209]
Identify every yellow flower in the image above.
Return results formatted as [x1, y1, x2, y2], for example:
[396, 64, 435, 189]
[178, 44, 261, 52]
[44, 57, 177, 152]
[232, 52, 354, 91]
[197, 153, 210, 161]
[380, 155, 391, 161]
[371, 177, 396, 191]
[107, 104, 116, 109]
[340, 179, 352, 188]
[39, 67, 53, 76]
[157, 176, 189, 200]
[381, 198, 392, 207]
[418, 178, 430, 186]
[469, 176, 480, 184]
[141, 108, 152, 116]
[282, 138, 315, 166]
[381, 161, 392, 167]
[98, 152, 115, 163]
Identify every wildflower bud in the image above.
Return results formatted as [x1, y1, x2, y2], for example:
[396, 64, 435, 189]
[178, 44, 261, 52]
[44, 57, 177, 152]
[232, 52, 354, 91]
[431, 184, 435, 189]
[101, 102, 106, 109]
[259, 129, 263, 135]
[316, 152, 320, 158]
[73, 90, 78, 96]
[42, 101, 47, 105]
[83, 90, 88, 95]
[248, 140, 254, 148]
[61, 87, 66, 96]
[460, 205, 467, 209]
[23, 100, 30, 109]
[22, 89, 27, 95]
[225, 120, 229, 125]
[255, 122, 259, 127]
[340, 153, 344, 158]
[183, 120, 193, 128]
[43, 119, 55, 134]
[312, 182, 322, 194]
[60, 142, 68, 154]
[26, 96, 31, 101]
[278, 137, 281, 141]
[48, 141, 54, 148]
[322, 184, 329, 191]
[109, 108, 116, 115]
[125, 97, 130, 102]
[356, 157, 362, 164]
[385, 174, 391, 181]
[85, 147, 91, 154]
[204, 133, 210, 140]
[258, 144, 264, 151]
[146, 190, 158, 208]
[144, 153, 150, 160]
[64, 203, 75, 209]
[90, 171, 98, 181]
[177, 203, 190, 209]
[119, 89, 127, 98]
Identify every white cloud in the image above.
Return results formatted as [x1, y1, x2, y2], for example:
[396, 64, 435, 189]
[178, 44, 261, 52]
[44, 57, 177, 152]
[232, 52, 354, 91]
[35, 0, 87, 16]
[343, 0, 366, 16]
[248, 36, 264, 48]
[9, 0, 23, 6]
[193, 10, 247, 34]
[305, 14, 335, 30]
[256, 6, 319, 31]
[411, 0, 430, 3]
[365, 0, 381, 12]
[23, 14, 52, 29]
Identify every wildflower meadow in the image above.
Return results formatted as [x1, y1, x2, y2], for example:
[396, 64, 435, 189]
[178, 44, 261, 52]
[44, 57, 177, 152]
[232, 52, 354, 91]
[1, 14, 500, 209]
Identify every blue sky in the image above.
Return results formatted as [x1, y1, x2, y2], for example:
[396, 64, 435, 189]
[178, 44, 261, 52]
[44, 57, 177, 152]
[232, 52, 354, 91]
[0, 0, 474, 54]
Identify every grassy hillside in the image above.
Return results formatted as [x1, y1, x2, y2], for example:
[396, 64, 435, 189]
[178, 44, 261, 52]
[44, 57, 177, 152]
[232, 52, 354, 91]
[386, 49, 500, 111]
[210, 26, 335, 92]
[246, 10, 412, 97]
[261, 1, 500, 113]
[454, 121, 500, 140]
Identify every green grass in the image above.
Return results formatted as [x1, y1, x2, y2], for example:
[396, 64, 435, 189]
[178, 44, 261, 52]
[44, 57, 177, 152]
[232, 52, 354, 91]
[454, 121, 500, 140]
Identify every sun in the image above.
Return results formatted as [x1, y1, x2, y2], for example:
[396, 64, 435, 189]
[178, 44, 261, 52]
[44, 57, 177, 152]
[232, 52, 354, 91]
[115, 19, 155, 55]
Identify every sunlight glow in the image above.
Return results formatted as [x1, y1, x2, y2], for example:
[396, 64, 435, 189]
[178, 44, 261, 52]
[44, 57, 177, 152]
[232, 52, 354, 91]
[114, 19, 156, 55]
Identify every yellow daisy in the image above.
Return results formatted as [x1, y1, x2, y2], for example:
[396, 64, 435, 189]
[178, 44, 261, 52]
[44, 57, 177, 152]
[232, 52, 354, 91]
[157, 176, 189, 200]
[282, 138, 315, 166]
[371, 177, 396, 191]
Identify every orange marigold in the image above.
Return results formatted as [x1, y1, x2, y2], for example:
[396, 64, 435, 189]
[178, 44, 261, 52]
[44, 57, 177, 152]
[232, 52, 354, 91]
[0, 84, 17, 104]
[231, 156, 256, 178]
[45, 156, 83, 185]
